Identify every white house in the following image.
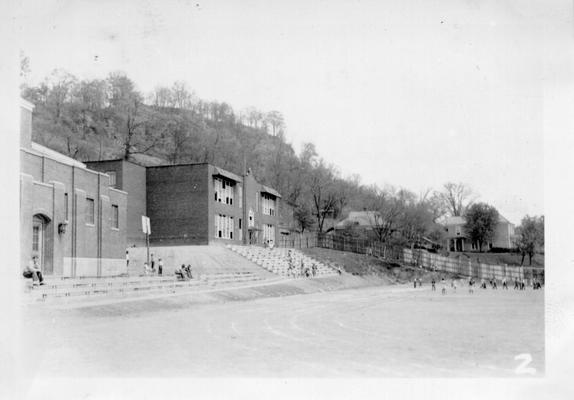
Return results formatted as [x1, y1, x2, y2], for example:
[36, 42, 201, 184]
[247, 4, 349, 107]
[444, 214, 515, 252]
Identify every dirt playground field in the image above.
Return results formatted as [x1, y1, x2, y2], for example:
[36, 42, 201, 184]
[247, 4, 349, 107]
[21, 283, 544, 378]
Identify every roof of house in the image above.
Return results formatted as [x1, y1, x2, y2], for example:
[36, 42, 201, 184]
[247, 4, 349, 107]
[335, 210, 381, 229]
[261, 185, 282, 198]
[444, 216, 466, 226]
[444, 214, 513, 226]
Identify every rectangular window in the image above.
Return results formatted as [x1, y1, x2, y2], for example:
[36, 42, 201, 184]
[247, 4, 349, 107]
[86, 198, 95, 225]
[214, 177, 234, 205]
[263, 224, 275, 243]
[261, 193, 276, 216]
[64, 193, 69, 220]
[32, 226, 40, 251]
[106, 171, 117, 187]
[111, 204, 119, 229]
[215, 214, 236, 239]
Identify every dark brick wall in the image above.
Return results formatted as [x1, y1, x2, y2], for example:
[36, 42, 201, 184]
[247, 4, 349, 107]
[122, 162, 147, 245]
[146, 164, 210, 245]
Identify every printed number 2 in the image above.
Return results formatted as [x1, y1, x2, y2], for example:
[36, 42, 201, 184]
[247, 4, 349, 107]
[514, 353, 536, 375]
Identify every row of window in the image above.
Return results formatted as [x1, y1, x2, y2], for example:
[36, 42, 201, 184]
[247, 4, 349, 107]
[261, 193, 276, 216]
[84, 197, 119, 229]
[262, 223, 275, 243]
[215, 214, 235, 239]
[214, 177, 236, 205]
[215, 213, 275, 242]
[213, 179, 278, 217]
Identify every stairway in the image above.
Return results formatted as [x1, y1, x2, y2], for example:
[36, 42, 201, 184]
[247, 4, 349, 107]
[227, 245, 339, 278]
[23, 271, 268, 304]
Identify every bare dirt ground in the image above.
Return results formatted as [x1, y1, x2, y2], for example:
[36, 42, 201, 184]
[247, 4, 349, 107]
[20, 282, 544, 379]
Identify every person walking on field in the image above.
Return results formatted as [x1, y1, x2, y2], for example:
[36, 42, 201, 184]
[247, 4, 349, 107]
[126, 250, 130, 268]
[150, 253, 156, 274]
[502, 277, 508, 290]
[468, 277, 474, 294]
[441, 278, 447, 295]
[431, 278, 436, 291]
[158, 258, 163, 276]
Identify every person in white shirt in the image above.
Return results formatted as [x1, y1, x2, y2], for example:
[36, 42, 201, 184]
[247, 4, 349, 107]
[158, 258, 163, 276]
[23, 256, 45, 286]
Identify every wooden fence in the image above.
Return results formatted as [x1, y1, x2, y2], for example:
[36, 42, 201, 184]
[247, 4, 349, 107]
[291, 233, 545, 283]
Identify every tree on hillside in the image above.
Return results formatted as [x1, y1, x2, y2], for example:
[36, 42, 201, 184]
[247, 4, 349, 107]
[149, 86, 173, 108]
[464, 203, 499, 252]
[106, 72, 162, 160]
[264, 111, 285, 137]
[306, 160, 339, 233]
[366, 185, 404, 243]
[20, 51, 30, 82]
[435, 182, 476, 217]
[515, 215, 544, 266]
[294, 204, 315, 233]
[44, 69, 78, 121]
[171, 81, 195, 109]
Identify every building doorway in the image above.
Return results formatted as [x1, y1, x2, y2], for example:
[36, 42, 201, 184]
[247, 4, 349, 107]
[32, 214, 53, 274]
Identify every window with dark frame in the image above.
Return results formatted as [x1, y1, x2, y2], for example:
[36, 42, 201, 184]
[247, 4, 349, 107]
[64, 193, 69, 220]
[112, 204, 119, 229]
[86, 198, 95, 225]
[106, 171, 117, 186]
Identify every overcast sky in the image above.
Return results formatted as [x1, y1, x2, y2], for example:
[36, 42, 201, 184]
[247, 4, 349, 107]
[17, 0, 563, 224]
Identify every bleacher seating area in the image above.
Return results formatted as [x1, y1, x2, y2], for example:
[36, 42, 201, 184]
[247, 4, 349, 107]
[227, 245, 338, 278]
[23, 271, 267, 304]
[23, 245, 340, 304]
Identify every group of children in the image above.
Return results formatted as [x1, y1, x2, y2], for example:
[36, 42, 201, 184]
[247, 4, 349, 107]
[143, 253, 164, 276]
[426, 275, 542, 295]
[174, 264, 193, 281]
[286, 250, 320, 278]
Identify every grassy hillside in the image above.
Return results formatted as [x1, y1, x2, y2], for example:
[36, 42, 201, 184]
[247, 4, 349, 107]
[302, 247, 462, 284]
[447, 251, 544, 268]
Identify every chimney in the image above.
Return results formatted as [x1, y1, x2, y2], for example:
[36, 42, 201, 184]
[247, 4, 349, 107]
[20, 98, 35, 149]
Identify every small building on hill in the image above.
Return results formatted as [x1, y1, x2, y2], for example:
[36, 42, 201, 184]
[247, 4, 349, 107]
[444, 214, 516, 252]
[334, 211, 380, 232]
[20, 99, 127, 277]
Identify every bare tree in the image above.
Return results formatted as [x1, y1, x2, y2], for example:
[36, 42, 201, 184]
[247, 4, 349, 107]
[435, 182, 476, 217]
[264, 110, 285, 136]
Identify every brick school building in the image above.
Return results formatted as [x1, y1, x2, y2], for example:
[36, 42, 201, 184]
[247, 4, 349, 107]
[20, 98, 282, 278]
[19, 99, 128, 277]
[85, 161, 282, 247]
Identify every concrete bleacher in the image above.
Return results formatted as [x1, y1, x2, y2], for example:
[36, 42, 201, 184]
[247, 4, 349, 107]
[23, 245, 339, 304]
[23, 270, 268, 304]
[126, 245, 274, 278]
[227, 245, 339, 278]
[24, 245, 281, 304]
